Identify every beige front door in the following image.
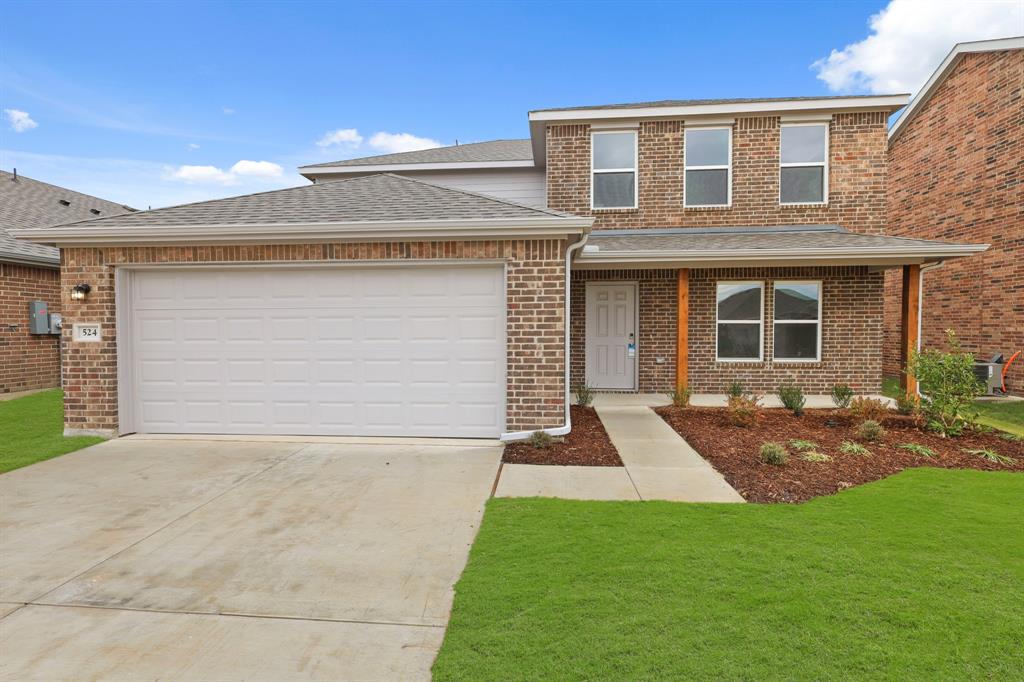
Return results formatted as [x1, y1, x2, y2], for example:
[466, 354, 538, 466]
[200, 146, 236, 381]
[585, 282, 637, 390]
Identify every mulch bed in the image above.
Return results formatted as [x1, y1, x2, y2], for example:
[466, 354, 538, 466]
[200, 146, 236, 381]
[502, 405, 623, 466]
[655, 406, 1024, 503]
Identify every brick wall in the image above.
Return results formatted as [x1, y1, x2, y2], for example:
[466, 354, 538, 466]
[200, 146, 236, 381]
[546, 113, 889, 233]
[59, 240, 566, 435]
[884, 49, 1023, 395]
[0, 263, 61, 394]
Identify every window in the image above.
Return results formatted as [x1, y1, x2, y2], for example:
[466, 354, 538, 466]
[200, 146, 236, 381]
[684, 127, 731, 207]
[773, 281, 821, 361]
[592, 131, 637, 209]
[716, 282, 762, 361]
[780, 124, 828, 204]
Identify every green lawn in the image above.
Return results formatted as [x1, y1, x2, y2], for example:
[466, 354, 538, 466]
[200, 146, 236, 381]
[435, 469, 1024, 680]
[883, 375, 1023, 437]
[0, 389, 104, 473]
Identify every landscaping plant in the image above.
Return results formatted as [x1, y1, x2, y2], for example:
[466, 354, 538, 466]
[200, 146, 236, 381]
[726, 381, 745, 399]
[759, 441, 788, 466]
[857, 420, 885, 442]
[999, 432, 1024, 442]
[777, 382, 806, 416]
[909, 330, 985, 437]
[574, 385, 594, 407]
[839, 440, 871, 456]
[850, 397, 890, 423]
[894, 393, 919, 416]
[963, 448, 1016, 465]
[667, 385, 692, 409]
[726, 394, 760, 427]
[800, 451, 832, 463]
[788, 439, 818, 451]
[898, 443, 936, 458]
[830, 383, 854, 409]
[528, 431, 554, 449]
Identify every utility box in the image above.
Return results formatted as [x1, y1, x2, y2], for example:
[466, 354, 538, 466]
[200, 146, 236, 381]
[49, 312, 63, 335]
[28, 301, 51, 335]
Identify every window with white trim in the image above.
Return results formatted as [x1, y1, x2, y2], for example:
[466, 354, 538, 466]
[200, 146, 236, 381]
[773, 281, 821, 361]
[684, 127, 731, 207]
[780, 124, 828, 204]
[716, 282, 762, 361]
[592, 131, 637, 209]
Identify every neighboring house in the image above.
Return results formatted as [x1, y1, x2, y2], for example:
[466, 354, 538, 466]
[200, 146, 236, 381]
[884, 37, 1023, 396]
[0, 170, 132, 394]
[14, 95, 987, 440]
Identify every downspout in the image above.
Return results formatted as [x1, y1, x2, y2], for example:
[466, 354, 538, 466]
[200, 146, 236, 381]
[915, 260, 944, 397]
[500, 229, 590, 441]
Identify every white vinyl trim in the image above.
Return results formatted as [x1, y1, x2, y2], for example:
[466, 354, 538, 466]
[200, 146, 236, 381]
[684, 126, 732, 208]
[591, 130, 638, 210]
[715, 281, 764, 362]
[772, 280, 822, 363]
[779, 122, 829, 206]
[299, 160, 536, 176]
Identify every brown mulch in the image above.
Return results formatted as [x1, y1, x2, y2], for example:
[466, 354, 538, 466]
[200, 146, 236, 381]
[502, 405, 623, 466]
[654, 406, 1024, 503]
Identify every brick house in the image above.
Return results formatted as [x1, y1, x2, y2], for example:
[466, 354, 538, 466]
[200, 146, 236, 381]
[14, 95, 986, 439]
[0, 170, 132, 394]
[884, 37, 1023, 396]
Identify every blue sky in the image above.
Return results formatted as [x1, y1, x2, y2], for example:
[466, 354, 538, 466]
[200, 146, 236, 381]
[2, 0, 1021, 209]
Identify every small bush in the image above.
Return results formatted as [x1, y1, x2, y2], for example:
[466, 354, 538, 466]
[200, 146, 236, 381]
[857, 419, 886, 442]
[528, 431, 553, 449]
[667, 385, 692, 408]
[839, 440, 871, 456]
[574, 385, 594, 407]
[726, 394, 760, 427]
[850, 397, 890, 423]
[760, 441, 788, 466]
[898, 443, 936, 458]
[801, 451, 832, 463]
[963, 448, 1017, 465]
[788, 439, 818, 451]
[726, 381, 745, 399]
[894, 394, 918, 416]
[830, 384, 854, 409]
[777, 382, 806, 416]
[909, 330, 985, 437]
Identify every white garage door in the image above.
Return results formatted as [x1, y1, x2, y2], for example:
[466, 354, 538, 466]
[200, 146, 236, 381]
[125, 265, 506, 437]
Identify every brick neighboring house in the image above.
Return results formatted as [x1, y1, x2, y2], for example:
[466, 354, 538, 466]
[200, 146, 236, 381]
[14, 95, 987, 439]
[884, 37, 1024, 396]
[0, 171, 132, 394]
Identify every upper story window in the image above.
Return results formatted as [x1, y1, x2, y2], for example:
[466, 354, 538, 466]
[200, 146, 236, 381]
[591, 131, 637, 209]
[780, 124, 828, 204]
[716, 281, 763, 361]
[684, 127, 731, 207]
[773, 281, 822, 361]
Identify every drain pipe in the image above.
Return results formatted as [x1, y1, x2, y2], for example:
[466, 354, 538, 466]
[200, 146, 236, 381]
[500, 229, 591, 441]
[915, 260, 944, 397]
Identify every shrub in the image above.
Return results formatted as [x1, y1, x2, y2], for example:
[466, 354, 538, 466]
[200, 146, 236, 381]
[839, 440, 871, 456]
[777, 382, 806, 416]
[801, 451, 832, 463]
[850, 397, 890, 423]
[726, 394, 760, 427]
[857, 419, 885, 442]
[963, 448, 1016, 465]
[726, 381, 745, 399]
[528, 431, 553, 449]
[788, 439, 818, 451]
[909, 330, 985, 437]
[759, 441, 788, 466]
[898, 443, 936, 458]
[830, 384, 854, 409]
[667, 385, 691, 408]
[574, 385, 594, 407]
[894, 394, 918, 416]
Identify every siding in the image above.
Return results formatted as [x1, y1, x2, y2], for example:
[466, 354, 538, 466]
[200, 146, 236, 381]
[312, 168, 547, 207]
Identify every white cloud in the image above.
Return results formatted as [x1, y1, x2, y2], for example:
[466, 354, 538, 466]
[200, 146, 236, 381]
[187, 143, 200, 150]
[222, 106, 235, 115]
[230, 159, 283, 178]
[814, 0, 1024, 95]
[4, 108, 38, 132]
[316, 128, 364, 148]
[368, 131, 442, 154]
[166, 164, 237, 185]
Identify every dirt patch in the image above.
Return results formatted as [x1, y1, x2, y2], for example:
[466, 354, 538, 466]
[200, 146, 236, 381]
[503, 406, 623, 467]
[655, 406, 1024, 503]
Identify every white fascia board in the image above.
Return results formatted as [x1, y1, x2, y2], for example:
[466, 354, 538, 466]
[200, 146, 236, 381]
[889, 37, 1024, 142]
[298, 159, 536, 177]
[11, 217, 593, 246]
[576, 243, 989, 266]
[0, 252, 60, 268]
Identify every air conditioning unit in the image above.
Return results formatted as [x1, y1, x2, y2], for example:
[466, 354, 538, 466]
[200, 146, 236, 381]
[974, 355, 1005, 396]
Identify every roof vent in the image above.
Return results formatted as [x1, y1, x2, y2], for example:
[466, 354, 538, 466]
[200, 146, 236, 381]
[59, 199, 71, 206]
[90, 208, 101, 215]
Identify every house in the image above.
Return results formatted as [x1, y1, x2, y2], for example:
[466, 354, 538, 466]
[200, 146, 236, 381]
[884, 37, 1023, 396]
[13, 95, 987, 440]
[0, 170, 132, 394]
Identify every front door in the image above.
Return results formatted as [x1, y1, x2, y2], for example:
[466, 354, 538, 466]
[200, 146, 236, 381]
[585, 282, 637, 390]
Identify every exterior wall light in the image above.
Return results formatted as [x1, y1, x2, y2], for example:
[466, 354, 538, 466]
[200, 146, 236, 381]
[71, 283, 92, 301]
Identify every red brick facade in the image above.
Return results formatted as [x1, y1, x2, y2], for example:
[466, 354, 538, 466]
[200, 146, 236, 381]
[59, 241, 566, 435]
[0, 263, 61, 394]
[884, 49, 1023, 395]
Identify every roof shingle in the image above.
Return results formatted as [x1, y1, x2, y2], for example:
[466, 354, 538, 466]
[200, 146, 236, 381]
[300, 139, 533, 169]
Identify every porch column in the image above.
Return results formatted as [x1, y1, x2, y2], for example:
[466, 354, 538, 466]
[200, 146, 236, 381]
[899, 264, 921, 398]
[676, 268, 689, 389]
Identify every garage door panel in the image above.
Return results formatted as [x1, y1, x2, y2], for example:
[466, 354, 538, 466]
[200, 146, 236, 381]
[129, 266, 505, 437]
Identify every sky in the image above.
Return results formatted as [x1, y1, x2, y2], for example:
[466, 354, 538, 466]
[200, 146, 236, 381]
[2, 0, 1021, 210]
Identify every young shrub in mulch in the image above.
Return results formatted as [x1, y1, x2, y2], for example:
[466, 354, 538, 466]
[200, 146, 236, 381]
[850, 397, 890, 423]
[857, 420, 886, 442]
[726, 394, 760, 427]
[965, 448, 1017, 466]
[894, 393, 919, 416]
[574, 385, 595, 407]
[788, 439, 818, 452]
[760, 441, 788, 466]
[830, 383, 854, 409]
[801, 451, 832, 463]
[839, 440, 871, 456]
[529, 431, 554, 449]
[503, 405, 623, 467]
[726, 381, 745, 399]
[667, 385, 692, 408]
[910, 330, 986, 437]
[897, 443, 936, 458]
[777, 382, 806, 416]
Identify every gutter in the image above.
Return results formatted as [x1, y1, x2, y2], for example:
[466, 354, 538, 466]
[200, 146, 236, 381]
[576, 244, 989, 264]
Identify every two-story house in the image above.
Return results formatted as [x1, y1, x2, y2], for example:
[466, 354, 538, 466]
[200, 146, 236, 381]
[14, 95, 986, 440]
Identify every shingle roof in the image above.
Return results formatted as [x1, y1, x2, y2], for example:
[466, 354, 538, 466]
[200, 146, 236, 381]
[0, 170, 133, 265]
[301, 139, 533, 169]
[29, 173, 574, 233]
[531, 95, 904, 113]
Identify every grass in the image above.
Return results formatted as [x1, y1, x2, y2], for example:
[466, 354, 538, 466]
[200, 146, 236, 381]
[0, 389, 104, 473]
[434, 469, 1024, 681]
[883, 374, 1024, 437]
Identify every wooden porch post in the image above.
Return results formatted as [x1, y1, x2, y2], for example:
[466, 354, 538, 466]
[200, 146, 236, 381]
[900, 264, 921, 398]
[676, 268, 689, 389]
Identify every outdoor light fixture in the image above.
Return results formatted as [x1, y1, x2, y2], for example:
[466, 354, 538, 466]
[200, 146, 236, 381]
[71, 283, 91, 301]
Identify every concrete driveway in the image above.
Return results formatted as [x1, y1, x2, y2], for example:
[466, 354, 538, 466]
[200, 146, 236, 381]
[0, 436, 502, 681]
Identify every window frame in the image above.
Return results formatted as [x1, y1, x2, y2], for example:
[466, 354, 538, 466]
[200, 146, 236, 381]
[779, 122, 829, 206]
[684, 125, 733, 208]
[591, 129, 638, 211]
[715, 280, 764, 363]
[772, 279, 822, 363]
